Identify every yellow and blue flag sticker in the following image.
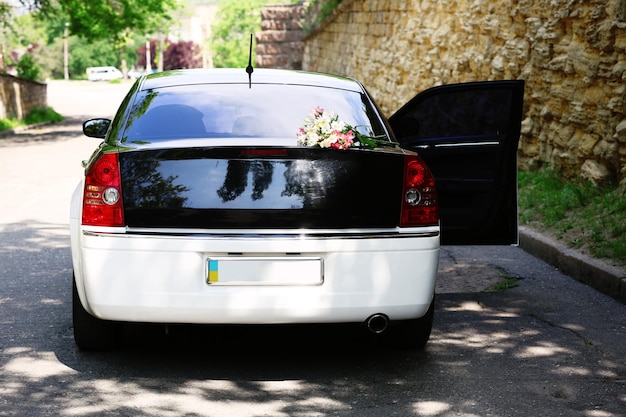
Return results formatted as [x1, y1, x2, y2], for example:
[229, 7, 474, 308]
[208, 259, 219, 283]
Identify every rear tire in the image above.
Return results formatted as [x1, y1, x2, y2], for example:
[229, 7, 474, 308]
[72, 274, 123, 350]
[385, 295, 435, 349]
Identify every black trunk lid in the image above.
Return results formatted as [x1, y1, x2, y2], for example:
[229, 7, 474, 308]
[119, 147, 405, 230]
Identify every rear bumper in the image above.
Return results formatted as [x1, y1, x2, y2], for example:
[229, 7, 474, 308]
[71, 225, 440, 325]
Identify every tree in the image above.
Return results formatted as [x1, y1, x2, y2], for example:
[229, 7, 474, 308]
[3, 0, 179, 43]
[0, 1, 13, 35]
[0, 11, 50, 79]
[211, 0, 294, 68]
[136, 39, 158, 70]
[163, 40, 201, 70]
[137, 39, 202, 71]
[15, 51, 39, 80]
[68, 37, 127, 78]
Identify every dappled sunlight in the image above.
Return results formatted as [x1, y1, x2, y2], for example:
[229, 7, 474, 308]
[439, 300, 522, 318]
[584, 411, 621, 417]
[435, 327, 522, 350]
[514, 341, 576, 359]
[553, 366, 591, 376]
[292, 395, 345, 411]
[440, 300, 484, 312]
[596, 368, 620, 378]
[3, 351, 77, 380]
[56, 377, 347, 417]
[3, 347, 30, 354]
[561, 323, 586, 332]
[41, 298, 64, 305]
[412, 401, 451, 415]
[596, 360, 623, 379]
[257, 379, 311, 393]
[61, 380, 291, 417]
[181, 379, 240, 394]
[0, 381, 23, 398]
[0, 222, 70, 253]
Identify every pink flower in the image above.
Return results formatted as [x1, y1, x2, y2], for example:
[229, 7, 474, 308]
[331, 130, 354, 150]
[313, 106, 324, 117]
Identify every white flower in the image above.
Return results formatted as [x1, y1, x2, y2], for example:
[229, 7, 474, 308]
[297, 107, 368, 150]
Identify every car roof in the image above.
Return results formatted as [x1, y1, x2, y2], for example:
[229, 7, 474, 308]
[138, 68, 364, 92]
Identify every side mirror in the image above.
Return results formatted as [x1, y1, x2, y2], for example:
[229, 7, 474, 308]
[83, 118, 111, 139]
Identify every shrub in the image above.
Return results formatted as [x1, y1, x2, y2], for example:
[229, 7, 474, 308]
[16, 53, 41, 81]
[24, 107, 63, 124]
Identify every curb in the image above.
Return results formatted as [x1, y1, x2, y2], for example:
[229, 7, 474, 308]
[519, 226, 626, 304]
[0, 122, 52, 138]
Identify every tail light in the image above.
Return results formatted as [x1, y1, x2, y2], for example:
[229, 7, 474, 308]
[82, 153, 124, 227]
[400, 155, 439, 227]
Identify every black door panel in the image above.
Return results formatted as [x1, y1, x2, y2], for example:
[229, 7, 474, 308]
[390, 80, 525, 245]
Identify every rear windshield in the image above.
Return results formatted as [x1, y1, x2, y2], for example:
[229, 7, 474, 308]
[120, 84, 387, 143]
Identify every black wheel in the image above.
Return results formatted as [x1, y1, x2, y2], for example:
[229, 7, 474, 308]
[72, 273, 123, 351]
[385, 295, 435, 349]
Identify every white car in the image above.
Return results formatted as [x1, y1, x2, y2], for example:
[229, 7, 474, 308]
[86, 66, 123, 81]
[71, 68, 524, 350]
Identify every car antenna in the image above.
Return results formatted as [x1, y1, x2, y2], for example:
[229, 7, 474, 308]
[246, 33, 254, 88]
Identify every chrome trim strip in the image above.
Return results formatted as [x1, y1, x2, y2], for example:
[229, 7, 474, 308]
[414, 141, 499, 149]
[82, 229, 440, 240]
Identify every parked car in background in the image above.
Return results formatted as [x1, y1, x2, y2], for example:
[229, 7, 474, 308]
[71, 68, 524, 350]
[86, 66, 123, 81]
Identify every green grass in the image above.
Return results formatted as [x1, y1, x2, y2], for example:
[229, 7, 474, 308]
[0, 118, 22, 131]
[518, 170, 626, 268]
[0, 107, 63, 132]
[483, 266, 520, 292]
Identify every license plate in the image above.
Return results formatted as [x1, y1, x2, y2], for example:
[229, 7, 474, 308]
[206, 257, 323, 286]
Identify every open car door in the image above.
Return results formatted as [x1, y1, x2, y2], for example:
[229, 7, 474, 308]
[389, 80, 525, 245]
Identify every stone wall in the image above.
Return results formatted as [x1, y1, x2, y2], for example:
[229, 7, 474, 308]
[301, 0, 626, 189]
[0, 73, 47, 120]
[256, 4, 304, 69]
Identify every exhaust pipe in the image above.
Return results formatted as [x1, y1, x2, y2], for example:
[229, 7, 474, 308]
[366, 314, 389, 334]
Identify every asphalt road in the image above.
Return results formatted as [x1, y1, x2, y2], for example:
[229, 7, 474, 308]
[0, 80, 624, 417]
